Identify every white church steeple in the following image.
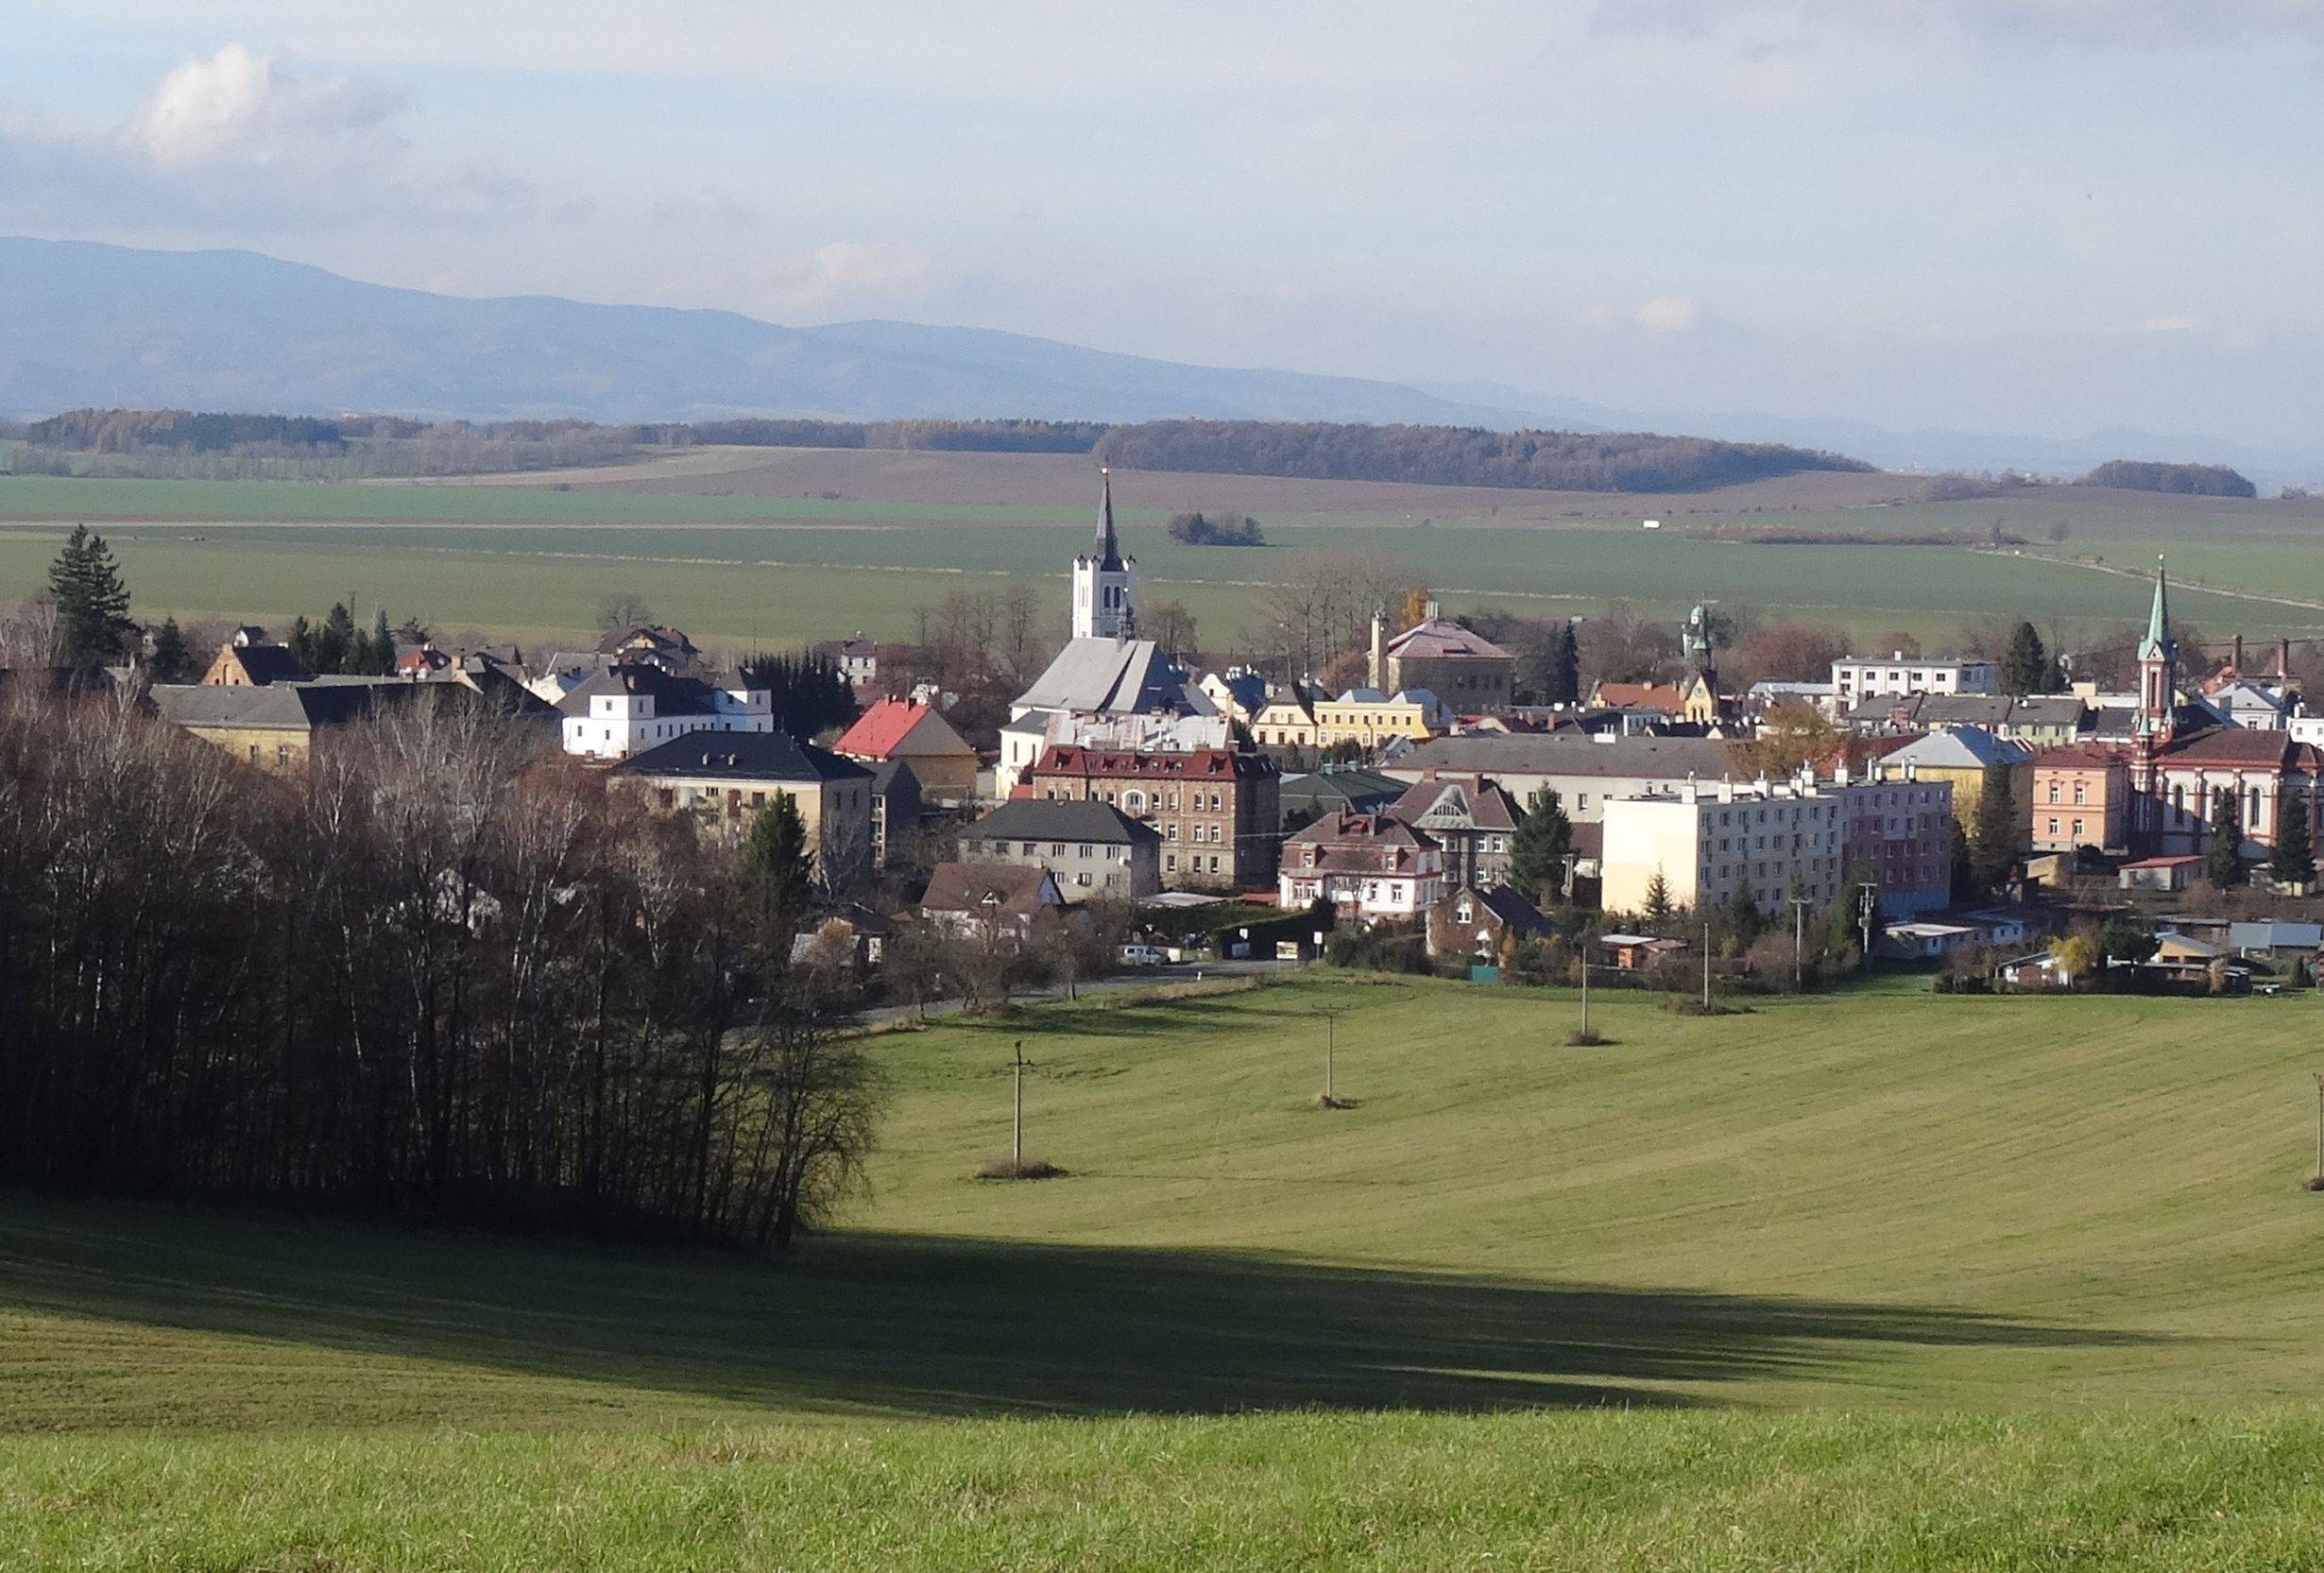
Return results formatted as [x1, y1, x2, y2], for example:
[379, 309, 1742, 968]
[1071, 467, 1138, 640]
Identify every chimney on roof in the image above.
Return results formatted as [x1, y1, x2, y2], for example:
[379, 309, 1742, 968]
[2281, 638, 2293, 679]
[2233, 634, 2245, 671]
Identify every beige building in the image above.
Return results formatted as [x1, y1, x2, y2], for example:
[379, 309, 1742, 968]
[1371, 608, 1513, 710]
[611, 729, 875, 895]
[1251, 680, 1326, 749]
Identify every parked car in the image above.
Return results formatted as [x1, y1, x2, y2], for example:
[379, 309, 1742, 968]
[1120, 943, 1170, 966]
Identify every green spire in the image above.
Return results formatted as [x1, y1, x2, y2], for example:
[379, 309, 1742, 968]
[2138, 554, 2175, 665]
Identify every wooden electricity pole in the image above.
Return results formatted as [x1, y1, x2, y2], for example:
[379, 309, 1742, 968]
[2313, 1072, 2322, 1182]
[1012, 1039, 1027, 1165]
[1579, 949, 1591, 1037]
[1316, 1007, 1342, 1104]
[1701, 920, 1712, 1010]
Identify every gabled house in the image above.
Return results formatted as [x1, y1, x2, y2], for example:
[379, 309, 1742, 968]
[836, 697, 981, 804]
[920, 863, 1068, 939]
[1277, 812, 1444, 920]
[1426, 882, 1554, 961]
[958, 797, 1162, 899]
[200, 633, 311, 687]
[1387, 772, 1523, 888]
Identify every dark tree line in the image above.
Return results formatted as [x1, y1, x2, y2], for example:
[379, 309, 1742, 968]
[2078, 460, 2257, 499]
[738, 651, 858, 740]
[1094, 419, 1873, 494]
[0, 693, 880, 1250]
[285, 603, 404, 676]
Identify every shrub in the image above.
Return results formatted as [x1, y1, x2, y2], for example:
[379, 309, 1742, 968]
[976, 1158, 1064, 1182]
[1566, 1029, 1610, 1047]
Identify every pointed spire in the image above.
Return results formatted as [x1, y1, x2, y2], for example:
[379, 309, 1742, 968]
[2139, 553, 2176, 664]
[1096, 466, 1125, 571]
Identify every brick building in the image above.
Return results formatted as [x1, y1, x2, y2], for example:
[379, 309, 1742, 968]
[1026, 743, 1281, 890]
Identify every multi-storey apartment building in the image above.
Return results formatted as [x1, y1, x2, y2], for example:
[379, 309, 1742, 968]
[1026, 743, 1280, 890]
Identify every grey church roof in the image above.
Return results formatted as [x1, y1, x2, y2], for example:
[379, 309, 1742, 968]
[1015, 638, 1214, 718]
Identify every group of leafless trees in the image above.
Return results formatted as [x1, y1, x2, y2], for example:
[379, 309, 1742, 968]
[0, 692, 879, 1250]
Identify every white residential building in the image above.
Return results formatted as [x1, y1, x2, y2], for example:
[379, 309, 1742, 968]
[555, 666, 774, 761]
[1599, 767, 1953, 919]
[1831, 654, 1997, 702]
[1277, 812, 1444, 921]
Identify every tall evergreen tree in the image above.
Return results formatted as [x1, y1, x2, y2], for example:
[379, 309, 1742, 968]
[744, 794, 817, 947]
[2206, 787, 2246, 888]
[318, 602, 357, 675]
[371, 609, 396, 675]
[45, 524, 133, 667]
[1642, 869, 1674, 929]
[2271, 791, 2316, 887]
[1509, 788, 1573, 902]
[1546, 622, 1581, 705]
[148, 617, 193, 682]
[1970, 761, 2020, 894]
[1997, 621, 2051, 696]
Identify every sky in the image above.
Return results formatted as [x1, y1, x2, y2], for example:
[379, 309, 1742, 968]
[3, 1, 2323, 452]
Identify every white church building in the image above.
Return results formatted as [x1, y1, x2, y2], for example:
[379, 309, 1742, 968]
[998, 469, 1216, 795]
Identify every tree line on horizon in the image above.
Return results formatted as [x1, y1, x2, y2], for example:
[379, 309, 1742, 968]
[5, 407, 1878, 493]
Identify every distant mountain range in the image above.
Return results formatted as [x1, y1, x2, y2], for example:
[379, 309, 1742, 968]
[1, 236, 2308, 487]
[0, 237, 1527, 429]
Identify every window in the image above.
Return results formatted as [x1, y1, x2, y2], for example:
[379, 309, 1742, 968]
[2072, 819, 2084, 839]
[2072, 781, 2085, 806]
[2048, 782, 2059, 804]
[2047, 818, 2059, 837]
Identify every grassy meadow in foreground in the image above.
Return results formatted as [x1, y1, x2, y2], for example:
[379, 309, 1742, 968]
[9, 976, 2324, 1566]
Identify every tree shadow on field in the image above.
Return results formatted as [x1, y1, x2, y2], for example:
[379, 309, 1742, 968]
[0, 1199, 2155, 1424]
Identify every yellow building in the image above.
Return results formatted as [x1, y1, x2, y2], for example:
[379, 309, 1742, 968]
[1312, 687, 1454, 749]
[1250, 680, 1326, 749]
[610, 729, 876, 895]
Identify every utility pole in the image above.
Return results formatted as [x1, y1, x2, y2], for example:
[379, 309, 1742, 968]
[1857, 881, 1881, 970]
[1318, 1007, 1341, 1104]
[1579, 948, 1591, 1036]
[1791, 897, 1811, 993]
[1701, 920, 1712, 1010]
[2314, 1073, 2322, 1182]
[1012, 1039, 1027, 1166]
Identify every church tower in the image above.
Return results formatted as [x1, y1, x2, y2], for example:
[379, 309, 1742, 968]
[1072, 467, 1138, 640]
[2136, 555, 2178, 736]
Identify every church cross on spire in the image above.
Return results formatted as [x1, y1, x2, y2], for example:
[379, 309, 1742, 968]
[1096, 466, 1124, 571]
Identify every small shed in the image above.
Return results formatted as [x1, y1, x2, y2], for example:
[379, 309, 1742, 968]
[1598, 932, 1687, 971]
[2119, 854, 2202, 894]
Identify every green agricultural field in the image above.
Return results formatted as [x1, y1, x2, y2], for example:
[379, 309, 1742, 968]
[2, 512, 2315, 656]
[8, 978, 2324, 1566]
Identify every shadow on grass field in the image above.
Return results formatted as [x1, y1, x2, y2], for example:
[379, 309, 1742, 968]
[0, 1198, 2149, 1431]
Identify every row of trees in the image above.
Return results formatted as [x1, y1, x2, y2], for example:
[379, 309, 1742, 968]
[1094, 420, 1873, 494]
[2080, 460, 2257, 499]
[0, 693, 879, 1250]
[738, 651, 858, 740]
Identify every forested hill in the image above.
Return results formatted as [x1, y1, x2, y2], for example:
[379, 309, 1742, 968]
[1093, 419, 1874, 493]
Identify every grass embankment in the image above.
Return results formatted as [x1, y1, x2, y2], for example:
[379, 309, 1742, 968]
[8, 977, 2324, 1565]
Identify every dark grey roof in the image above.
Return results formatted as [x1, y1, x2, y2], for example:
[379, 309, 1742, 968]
[1395, 732, 1738, 780]
[611, 728, 870, 783]
[867, 758, 920, 797]
[554, 663, 724, 719]
[967, 797, 1161, 846]
[151, 679, 421, 732]
[225, 644, 311, 685]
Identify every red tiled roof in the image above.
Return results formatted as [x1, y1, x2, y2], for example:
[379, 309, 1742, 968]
[1592, 681, 1685, 712]
[2032, 743, 2128, 767]
[1033, 744, 1260, 779]
[2160, 727, 2319, 768]
[835, 698, 930, 758]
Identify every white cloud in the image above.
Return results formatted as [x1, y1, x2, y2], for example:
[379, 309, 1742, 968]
[0, 43, 526, 229]
[118, 43, 402, 170]
[2137, 314, 2196, 333]
[1634, 295, 1700, 333]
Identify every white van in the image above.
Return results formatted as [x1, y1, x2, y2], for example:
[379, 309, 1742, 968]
[1119, 944, 1169, 966]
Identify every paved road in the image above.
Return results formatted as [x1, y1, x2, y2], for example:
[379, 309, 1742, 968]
[847, 957, 1298, 1030]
